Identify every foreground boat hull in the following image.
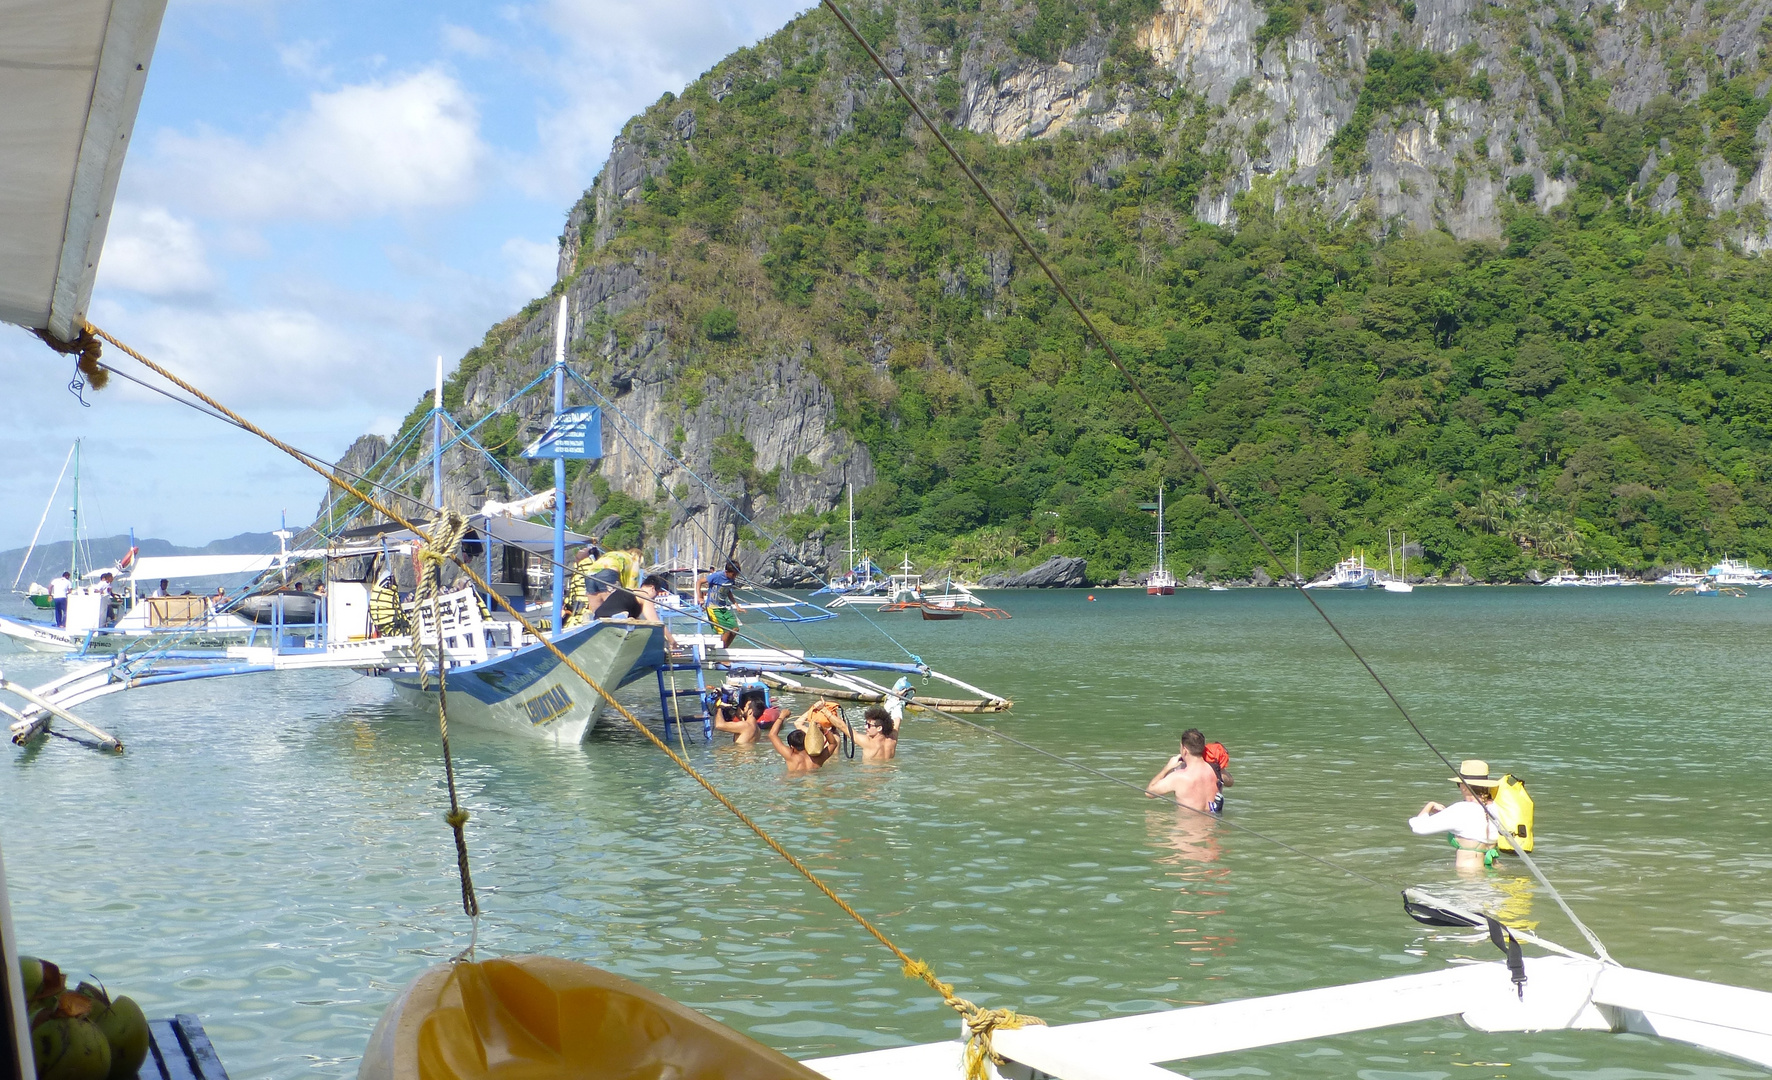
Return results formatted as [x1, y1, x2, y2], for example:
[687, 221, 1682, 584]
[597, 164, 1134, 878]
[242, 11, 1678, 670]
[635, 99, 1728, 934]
[384, 619, 660, 744]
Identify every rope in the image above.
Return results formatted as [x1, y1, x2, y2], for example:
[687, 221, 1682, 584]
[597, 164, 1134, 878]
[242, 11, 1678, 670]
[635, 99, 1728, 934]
[93, 323, 1027, 1078]
[35, 326, 107, 404]
[815, 4, 1616, 964]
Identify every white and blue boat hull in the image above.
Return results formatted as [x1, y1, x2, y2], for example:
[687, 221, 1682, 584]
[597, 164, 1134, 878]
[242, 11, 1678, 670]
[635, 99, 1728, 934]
[385, 620, 664, 744]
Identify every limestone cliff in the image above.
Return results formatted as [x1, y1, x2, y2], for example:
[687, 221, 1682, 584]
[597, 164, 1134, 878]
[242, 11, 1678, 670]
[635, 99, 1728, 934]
[336, 0, 1772, 584]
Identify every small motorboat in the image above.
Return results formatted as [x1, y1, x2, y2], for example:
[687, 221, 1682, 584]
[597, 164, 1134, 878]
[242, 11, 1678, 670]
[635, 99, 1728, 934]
[234, 590, 321, 624]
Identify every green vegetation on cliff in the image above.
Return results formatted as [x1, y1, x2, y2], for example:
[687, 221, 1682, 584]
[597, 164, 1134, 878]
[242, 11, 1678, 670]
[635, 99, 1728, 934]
[552, 3, 1772, 583]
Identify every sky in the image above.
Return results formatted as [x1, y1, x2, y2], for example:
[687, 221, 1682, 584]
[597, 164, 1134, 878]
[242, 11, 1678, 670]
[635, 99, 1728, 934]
[0, 0, 810, 551]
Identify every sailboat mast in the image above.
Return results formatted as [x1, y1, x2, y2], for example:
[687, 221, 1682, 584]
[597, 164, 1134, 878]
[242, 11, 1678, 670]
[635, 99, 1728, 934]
[847, 483, 855, 576]
[69, 438, 81, 581]
[1155, 486, 1165, 573]
[550, 297, 569, 634]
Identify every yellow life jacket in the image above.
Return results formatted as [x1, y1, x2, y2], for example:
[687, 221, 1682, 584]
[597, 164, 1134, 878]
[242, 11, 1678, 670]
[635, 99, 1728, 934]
[1494, 773, 1535, 853]
[369, 581, 408, 635]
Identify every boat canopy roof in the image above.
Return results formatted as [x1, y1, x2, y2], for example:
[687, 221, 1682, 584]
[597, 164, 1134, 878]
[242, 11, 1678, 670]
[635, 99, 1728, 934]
[330, 513, 590, 556]
[131, 553, 285, 579]
[0, 0, 167, 341]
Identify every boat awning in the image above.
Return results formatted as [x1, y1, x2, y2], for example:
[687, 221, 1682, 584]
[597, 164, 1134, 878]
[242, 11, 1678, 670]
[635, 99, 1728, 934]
[0, 0, 168, 341]
[329, 514, 589, 555]
[131, 554, 284, 580]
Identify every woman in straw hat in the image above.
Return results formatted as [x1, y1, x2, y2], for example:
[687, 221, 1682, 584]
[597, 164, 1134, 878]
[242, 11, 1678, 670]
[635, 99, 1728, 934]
[1408, 759, 1503, 872]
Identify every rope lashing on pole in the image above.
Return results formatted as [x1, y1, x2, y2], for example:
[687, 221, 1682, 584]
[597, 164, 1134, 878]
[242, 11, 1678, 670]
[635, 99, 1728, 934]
[414, 512, 480, 924]
[91, 322, 1037, 1078]
[815, 3, 1618, 966]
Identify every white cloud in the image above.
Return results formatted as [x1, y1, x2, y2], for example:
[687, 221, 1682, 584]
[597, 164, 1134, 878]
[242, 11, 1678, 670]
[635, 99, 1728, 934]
[149, 70, 487, 221]
[511, 0, 812, 199]
[441, 23, 496, 58]
[501, 236, 558, 298]
[277, 38, 334, 79]
[98, 205, 217, 298]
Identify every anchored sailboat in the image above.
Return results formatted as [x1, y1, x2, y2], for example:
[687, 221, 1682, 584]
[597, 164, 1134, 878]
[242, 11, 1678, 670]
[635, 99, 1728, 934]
[1147, 486, 1175, 595]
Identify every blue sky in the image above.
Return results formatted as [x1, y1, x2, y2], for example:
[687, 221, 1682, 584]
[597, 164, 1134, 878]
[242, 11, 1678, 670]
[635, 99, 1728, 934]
[0, 0, 808, 551]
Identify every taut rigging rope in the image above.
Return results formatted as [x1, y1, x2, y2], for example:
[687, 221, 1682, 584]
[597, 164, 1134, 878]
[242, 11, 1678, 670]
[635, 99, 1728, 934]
[89, 322, 1037, 1079]
[816, 0, 1615, 964]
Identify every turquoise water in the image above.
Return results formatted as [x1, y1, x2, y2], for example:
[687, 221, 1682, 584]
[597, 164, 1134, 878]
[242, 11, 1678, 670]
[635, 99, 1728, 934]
[3, 586, 1771, 1078]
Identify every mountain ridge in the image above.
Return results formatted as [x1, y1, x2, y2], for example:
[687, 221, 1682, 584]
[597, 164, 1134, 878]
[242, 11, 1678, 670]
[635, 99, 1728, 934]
[336, 0, 1772, 584]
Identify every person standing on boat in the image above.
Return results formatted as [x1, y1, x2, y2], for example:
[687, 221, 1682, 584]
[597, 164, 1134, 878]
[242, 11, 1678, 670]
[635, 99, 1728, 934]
[701, 560, 742, 648]
[765, 709, 835, 772]
[1146, 729, 1220, 813]
[1408, 760, 1502, 871]
[49, 572, 70, 627]
[151, 578, 171, 598]
[96, 572, 117, 626]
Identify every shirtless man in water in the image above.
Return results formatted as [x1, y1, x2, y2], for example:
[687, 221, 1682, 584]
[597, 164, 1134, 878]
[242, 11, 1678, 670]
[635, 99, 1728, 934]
[712, 696, 769, 745]
[853, 704, 898, 761]
[766, 711, 836, 772]
[1145, 728, 1220, 813]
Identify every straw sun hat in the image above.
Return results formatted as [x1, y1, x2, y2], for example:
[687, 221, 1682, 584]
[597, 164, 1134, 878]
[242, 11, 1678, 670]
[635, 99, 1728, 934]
[1450, 759, 1502, 788]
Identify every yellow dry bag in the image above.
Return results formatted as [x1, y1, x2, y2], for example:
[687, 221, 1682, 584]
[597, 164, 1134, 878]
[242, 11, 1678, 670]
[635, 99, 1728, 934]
[360, 954, 828, 1080]
[1494, 773, 1535, 853]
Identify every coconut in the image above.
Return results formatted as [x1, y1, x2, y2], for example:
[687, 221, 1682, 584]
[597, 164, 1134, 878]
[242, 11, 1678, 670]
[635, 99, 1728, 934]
[18, 955, 43, 1003]
[73, 983, 150, 1080]
[31, 1004, 111, 1080]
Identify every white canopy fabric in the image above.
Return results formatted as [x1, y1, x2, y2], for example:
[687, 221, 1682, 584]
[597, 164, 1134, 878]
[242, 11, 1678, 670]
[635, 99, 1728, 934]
[327, 514, 588, 556]
[131, 554, 283, 580]
[0, 0, 167, 340]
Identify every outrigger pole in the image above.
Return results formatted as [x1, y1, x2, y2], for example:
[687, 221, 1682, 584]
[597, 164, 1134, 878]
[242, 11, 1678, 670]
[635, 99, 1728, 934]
[432, 356, 445, 514]
[550, 297, 568, 634]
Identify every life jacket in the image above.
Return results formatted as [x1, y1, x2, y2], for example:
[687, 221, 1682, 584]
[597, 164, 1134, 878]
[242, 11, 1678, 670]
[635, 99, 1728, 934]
[1203, 742, 1229, 773]
[1494, 773, 1535, 853]
[369, 581, 408, 636]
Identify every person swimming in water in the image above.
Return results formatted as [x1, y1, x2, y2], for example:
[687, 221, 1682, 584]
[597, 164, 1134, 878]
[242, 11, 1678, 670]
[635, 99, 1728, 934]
[1408, 758, 1502, 872]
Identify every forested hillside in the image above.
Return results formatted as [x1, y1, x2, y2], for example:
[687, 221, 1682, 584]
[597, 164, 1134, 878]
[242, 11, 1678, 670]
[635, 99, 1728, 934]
[391, 0, 1772, 583]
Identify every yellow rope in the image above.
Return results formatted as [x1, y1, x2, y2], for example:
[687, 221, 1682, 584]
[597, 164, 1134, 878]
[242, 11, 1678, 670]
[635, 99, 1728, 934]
[91, 323, 1038, 1077]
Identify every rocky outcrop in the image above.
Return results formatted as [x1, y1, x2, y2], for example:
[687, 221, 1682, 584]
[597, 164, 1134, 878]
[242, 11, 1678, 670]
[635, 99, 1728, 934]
[980, 555, 1089, 587]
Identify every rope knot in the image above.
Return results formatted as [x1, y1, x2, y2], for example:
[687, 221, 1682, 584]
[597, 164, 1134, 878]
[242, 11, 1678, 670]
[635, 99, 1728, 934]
[445, 808, 470, 828]
[952, 995, 1044, 1080]
[901, 961, 1042, 1080]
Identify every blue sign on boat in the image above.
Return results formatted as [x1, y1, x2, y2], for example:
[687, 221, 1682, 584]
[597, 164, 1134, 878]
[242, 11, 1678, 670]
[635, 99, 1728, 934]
[522, 406, 602, 459]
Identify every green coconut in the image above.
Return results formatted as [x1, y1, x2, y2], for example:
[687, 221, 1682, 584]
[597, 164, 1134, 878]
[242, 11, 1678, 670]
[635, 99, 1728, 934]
[73, 984, 149, 1080]
[18, 955, 44, 1003]
[31, 999, 112, 1080]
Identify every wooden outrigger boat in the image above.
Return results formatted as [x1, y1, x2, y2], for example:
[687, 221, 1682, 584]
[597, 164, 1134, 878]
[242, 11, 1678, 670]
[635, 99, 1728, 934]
[4, 5, 1770, 1080]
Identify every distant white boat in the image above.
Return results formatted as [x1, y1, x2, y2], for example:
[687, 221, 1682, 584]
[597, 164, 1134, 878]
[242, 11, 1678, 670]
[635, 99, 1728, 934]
[1146, 486, 1175, 596]
[1541, 568, 1581, 587]
[1661, 567, 1705, 587]
[1303, 553, 1375, 590]
[1707, 557, 1767, 586]
[1380, 528, 1413, 593]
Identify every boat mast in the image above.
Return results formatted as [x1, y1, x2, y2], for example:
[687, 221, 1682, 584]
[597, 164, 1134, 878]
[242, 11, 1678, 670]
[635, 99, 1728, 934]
[550, 297, 569, 635]
[1155, 486, 1166, 574]
[847, 482, 855, 578]
[69, 438, 81, 582]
